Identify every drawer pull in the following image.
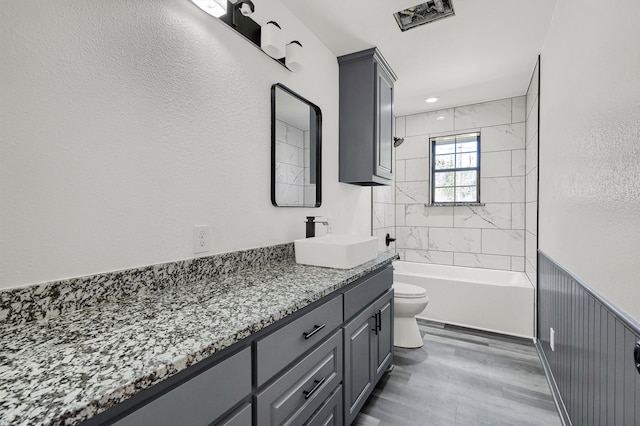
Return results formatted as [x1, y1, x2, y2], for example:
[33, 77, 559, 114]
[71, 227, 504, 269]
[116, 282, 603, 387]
[303, 377, 326, 400]
[303, 324, 326, 340]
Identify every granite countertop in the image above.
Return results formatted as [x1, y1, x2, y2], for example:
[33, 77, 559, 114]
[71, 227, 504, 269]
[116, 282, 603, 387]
[0, 253, 396, 426]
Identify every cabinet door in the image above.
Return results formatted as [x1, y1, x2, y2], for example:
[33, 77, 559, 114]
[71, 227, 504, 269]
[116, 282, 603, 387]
[343, 307, 375, 425]
[373, 290, 394, 382]
[375, 63, 393, 180]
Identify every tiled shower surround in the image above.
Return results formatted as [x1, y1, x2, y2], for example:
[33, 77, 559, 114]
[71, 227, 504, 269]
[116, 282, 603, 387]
[379, 96, 531, 271]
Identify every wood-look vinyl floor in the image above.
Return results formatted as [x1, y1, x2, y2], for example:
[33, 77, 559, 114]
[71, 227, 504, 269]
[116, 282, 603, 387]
[353, 321, 562, 426]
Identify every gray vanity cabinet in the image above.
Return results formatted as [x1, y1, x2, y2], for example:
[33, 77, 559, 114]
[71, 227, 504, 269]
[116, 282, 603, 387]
[373, 290, 393, 383]
[338, 48, 397, 186]
[341, 263, 394, 426]
[90, 264, 393, 426]
[111, 347, 251, 426]
[343, 306, 376, 424]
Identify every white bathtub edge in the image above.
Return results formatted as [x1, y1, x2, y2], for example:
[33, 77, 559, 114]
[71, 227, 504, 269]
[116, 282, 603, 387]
[416, 315, 535, 341]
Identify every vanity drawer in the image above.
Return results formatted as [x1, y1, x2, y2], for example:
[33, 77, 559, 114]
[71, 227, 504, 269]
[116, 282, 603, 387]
[343, 265, 392, 321]
[255, 330, 343, 426]
[304, 385, 343, 426]
[113, 347, 251, 426]
[256, 295, 343, 386]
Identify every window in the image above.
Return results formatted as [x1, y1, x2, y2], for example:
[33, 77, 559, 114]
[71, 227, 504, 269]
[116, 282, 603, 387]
[431, 132, 480, 204]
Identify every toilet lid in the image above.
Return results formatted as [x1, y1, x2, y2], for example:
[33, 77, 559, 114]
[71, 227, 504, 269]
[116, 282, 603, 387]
[393, 282, 428, 298]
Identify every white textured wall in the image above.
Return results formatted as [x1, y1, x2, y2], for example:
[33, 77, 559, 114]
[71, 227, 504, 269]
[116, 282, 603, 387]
[392, 97, 527, 271]
[0, 0, 371, 289]
[539, 0, 640, 320]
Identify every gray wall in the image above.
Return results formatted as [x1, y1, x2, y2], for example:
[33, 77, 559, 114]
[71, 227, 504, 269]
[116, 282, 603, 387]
[538, 252, 640, 425]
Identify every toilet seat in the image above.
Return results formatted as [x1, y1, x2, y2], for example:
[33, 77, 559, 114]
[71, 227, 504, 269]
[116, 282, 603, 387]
[393, 282, 427, 299]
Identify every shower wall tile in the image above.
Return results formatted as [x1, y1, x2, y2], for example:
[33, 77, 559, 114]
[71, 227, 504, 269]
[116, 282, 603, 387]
[526, 168, 538, 202]
[396, 181, 429, 204]
[372, 184, 394, 203]
[481, 176, 525, 203]
[429, 228, 482, 253]
[511, 149, 526, 176]
[453, 204, 511, 229]
[395, 160, 406, 182]
[405, 204, 454, 227]
[482, 229, 525, 256]
[481, 151, 512, 177]
[512, 96, 527, 123]
[454, 253, 511, 270]
[525, 201, 537, 235]
[511, 256, 525, 272]
[395, 116, 406, 137]
[481, 123, 526, 152]
[396, 204, 405, 226]
[384, 203, 395, 228]
[511, 203, 525, 230]
[373, 203, 385, 229]
[395, 135, 430, 160]
[526, 134, 538, 174]
[394, 96, 529, 271]
[404, 249, 454, 265]
[405, 108, 454, 136]
[396, 226, 429, 249]
[454, 99, 511, 130]
[404, 158, 430, 181]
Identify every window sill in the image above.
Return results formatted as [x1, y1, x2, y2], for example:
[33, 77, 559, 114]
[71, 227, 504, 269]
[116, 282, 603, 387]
[427, 202, 485, 207]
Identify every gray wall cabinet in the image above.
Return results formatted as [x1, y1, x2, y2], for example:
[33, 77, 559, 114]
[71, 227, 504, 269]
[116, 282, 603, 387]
[343, 289, 393, 425]
[338, 48, 397, 186]
[87, 265, 392, 426]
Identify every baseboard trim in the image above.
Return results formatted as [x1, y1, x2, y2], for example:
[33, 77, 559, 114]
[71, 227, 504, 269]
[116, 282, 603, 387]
[534, 340, 572, 426]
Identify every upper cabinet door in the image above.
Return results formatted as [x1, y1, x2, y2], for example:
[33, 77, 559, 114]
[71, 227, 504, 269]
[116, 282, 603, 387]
[375, 64, 394, 180]
[338, 48, 397, 186]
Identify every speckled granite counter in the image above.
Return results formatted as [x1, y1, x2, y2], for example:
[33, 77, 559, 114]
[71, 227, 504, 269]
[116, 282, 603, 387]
[0, 251, 396, 426]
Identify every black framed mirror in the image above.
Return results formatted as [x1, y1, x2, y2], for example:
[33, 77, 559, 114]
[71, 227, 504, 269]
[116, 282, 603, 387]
[271, 84, 322, 207]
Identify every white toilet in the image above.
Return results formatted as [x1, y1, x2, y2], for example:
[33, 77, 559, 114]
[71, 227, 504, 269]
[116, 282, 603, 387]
[393, 282, 429, 348]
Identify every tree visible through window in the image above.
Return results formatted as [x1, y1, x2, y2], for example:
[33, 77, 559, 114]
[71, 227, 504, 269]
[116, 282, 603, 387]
[431, 132, 480, 203]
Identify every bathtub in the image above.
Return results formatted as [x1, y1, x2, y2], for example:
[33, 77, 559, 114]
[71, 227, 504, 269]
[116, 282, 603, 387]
[393, 261, 534, 339]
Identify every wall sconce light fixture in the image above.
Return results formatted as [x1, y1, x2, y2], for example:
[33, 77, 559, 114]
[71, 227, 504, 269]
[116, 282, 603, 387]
[261, 21, 285, 59]
[286, 41, 303, 72]
[191, 0, 227, 18]
[229, 0, 254, 16]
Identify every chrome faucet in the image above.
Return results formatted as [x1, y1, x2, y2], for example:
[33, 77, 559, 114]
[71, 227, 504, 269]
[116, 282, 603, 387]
[305, 216, 331, 238]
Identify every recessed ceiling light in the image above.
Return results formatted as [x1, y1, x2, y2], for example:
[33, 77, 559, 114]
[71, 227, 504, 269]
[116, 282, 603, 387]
[425, 97, 439, 103]
[436, 116, 446, 121]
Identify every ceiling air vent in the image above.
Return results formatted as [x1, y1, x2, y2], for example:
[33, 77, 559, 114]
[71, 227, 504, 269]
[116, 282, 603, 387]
[393, 0, 455, 32]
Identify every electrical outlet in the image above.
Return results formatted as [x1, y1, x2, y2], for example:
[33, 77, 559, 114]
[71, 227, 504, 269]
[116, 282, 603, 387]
[193, 225, 210, 253]
[550, 327, 555, 351]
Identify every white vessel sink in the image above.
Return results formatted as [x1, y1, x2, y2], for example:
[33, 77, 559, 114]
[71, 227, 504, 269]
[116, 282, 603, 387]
[294, 234, 379, 269]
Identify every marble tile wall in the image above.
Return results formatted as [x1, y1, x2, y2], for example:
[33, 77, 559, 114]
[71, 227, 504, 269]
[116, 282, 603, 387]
[394, 96, 527, 271]
[372, 183, 396, 254]
[525, 60, 540, 286]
